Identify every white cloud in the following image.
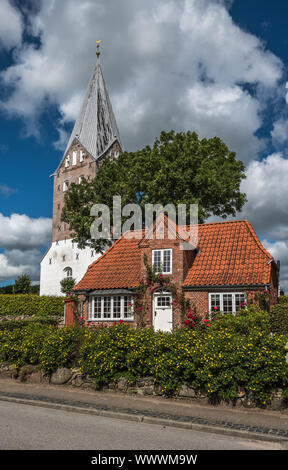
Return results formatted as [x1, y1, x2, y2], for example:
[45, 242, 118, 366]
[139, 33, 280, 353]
[271, 119, 288, 145]
[210, 153, 288, 292]
[179, 83, 262, 163]
[262, 240, 288, 292]
[0, 249, 42, 282]
[0, 0, 23, 50]
[0, 213, 51, 250]
[0, 213, 52, 282]
[240, 153, 288, 241]
[0, 0, 283, 159]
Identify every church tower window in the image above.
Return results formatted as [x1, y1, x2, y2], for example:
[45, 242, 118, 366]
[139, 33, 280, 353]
[64, 267, 73, 278]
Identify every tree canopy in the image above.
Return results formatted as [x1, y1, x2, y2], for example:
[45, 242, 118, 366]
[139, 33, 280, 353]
[13, 274, 31, 294]
[62, 130, 247, 252]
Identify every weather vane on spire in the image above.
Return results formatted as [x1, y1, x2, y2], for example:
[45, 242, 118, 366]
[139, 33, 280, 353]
[96, 40, 101, 58]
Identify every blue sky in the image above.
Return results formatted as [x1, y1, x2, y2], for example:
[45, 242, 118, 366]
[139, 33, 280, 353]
[0, 0, 288, 290]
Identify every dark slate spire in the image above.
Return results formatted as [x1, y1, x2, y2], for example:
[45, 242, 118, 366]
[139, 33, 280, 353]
[64, 42, 122, 160]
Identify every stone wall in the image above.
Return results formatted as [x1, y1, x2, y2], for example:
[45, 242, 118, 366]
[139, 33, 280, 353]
[0, 362, 286, 411]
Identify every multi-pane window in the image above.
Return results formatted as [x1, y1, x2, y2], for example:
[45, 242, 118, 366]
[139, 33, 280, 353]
[235, 293, 247, 312]
[209, 293, 246, 315]
[123, 296, 133, 319]
[157, 296, 171, 307]
[103, 297, 111, 319]
[89, 295, 134, 321]
[93, 297, 102, 319]
[152, 249, 172, 274]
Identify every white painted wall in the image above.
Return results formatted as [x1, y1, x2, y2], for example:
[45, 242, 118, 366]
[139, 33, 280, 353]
[40, 239, 101, 296]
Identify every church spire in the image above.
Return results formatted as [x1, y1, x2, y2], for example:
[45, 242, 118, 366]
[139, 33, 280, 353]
[63, 43, 123, 161]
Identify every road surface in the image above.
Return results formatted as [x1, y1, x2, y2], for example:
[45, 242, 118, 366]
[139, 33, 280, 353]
[0, 399, 283, 450]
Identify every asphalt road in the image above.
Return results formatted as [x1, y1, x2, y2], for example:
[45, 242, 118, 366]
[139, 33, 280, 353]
[0, 400, 283, 450]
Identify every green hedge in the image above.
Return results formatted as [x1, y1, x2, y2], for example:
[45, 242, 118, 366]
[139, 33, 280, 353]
[270, 303, 288, 335]
[1, 322, 287, 406]
[279, 296, 288, 304]
[0, 295, 64, 317]
[0, 318, 60, 331]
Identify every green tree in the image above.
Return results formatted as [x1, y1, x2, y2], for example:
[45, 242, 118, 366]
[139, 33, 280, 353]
[62, 130, 247, 251]
[13, 275, 31, 294]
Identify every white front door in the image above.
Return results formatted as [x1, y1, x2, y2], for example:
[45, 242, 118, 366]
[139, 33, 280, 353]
[153, 292, 173, 332]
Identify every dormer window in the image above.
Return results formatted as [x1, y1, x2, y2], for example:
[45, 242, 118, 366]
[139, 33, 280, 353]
[152, 249, 172, 274]
[63, 180, 69, 192]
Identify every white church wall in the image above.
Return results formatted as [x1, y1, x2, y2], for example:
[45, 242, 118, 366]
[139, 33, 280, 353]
[40, 239, 101, 296]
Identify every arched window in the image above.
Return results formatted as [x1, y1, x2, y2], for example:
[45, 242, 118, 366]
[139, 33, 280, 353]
[64, 267, 73, 278]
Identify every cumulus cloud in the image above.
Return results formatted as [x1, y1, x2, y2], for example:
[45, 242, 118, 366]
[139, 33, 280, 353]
[271, 120, 288, 145]
[210, 153, 288, 291]
[0, 213, 51, 250]
[0, 213, 52, 282]
[0, 249, 42, 282]
[0, 1, 287, 289]
[0, 0, 283, 161]
[262, 240, 288, 292]
[0, 0, 23, 50]
[239, 153, 288, 242]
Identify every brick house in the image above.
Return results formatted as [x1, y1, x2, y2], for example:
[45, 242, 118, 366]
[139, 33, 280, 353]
[66, 216, 280, 331]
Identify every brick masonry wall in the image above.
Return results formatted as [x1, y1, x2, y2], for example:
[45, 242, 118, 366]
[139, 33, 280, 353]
[52, 138, 121, 243]
[184, 291, 209, 317]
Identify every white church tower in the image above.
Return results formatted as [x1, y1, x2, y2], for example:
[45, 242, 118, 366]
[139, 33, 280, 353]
[40, 43, 123, 296]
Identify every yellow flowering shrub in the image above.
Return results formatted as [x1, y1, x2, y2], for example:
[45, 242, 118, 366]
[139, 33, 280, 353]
[0, 318, 288, 406]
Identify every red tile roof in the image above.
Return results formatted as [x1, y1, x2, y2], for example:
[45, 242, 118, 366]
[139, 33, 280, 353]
[74, 220, 273, 291]
[75, 230, 144, 291]
[183, 220, 272, 287]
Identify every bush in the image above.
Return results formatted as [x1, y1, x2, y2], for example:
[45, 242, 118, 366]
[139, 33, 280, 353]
[78, 323, 288, 404]
[0, 319, 288, 406]
[270, 303, 288, 335]
[79, 326, 155, 387]
[39, 326, 84, 373]
[279, 296, 288, 304]
[0, 324, 56, 367]
[0, 317, 60, 331]
[209, 306, 270, 335]
[0, 295, 64, 317]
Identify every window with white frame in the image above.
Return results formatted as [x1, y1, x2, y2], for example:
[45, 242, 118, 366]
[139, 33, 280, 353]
[72, 151, 77, 166]
[63, 180, 69, 192]
[88, 295, 134, 321]
[209, 293, 246, 315]
[152, 249, 172, 274]
[79, 151, 84, 162]
[65, 155, 70, 168]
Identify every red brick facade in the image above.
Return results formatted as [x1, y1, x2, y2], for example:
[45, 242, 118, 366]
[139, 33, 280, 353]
[52, 138, 121, 243]
[70, 217, 280, 329]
